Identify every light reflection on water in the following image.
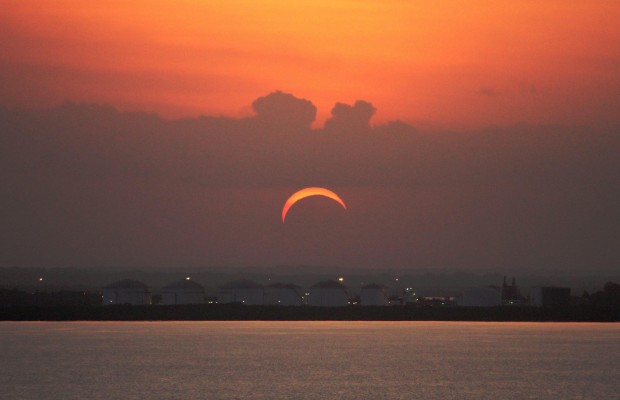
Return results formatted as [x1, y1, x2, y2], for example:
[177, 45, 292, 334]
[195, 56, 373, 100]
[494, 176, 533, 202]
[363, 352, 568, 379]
[1, 321, 619, 400]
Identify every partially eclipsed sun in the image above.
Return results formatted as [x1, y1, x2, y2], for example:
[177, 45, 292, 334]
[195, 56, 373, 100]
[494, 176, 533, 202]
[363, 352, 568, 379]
[282, 187, 347, 223]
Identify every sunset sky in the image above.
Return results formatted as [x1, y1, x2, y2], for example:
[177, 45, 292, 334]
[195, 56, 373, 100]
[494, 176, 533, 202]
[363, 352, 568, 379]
[1, 1, 619, 274]
[2, 1, 619, 127]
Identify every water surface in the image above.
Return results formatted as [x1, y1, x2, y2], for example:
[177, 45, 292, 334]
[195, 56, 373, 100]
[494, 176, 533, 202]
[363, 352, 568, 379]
[1, 322, 618, 399]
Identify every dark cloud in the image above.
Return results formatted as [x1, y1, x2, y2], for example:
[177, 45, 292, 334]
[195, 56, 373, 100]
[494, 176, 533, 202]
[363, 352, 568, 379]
[0, 94, 619, 272]
[251, 91, 316, 130]
[324, 100, 376, 131]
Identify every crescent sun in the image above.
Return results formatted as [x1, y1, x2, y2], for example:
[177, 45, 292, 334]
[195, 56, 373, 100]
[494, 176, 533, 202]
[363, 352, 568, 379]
[282, 187, 347, 223]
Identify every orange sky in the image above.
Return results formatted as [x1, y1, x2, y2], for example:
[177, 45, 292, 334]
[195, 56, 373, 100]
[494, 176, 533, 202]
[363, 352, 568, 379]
[2, 0, 619, 128]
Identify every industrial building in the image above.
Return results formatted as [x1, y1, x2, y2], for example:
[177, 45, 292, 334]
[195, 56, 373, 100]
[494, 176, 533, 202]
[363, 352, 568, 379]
[263, 283, 303, 306]
[530, 287, 571, 307]
[501, 276, 524, 305]
[461, 287, 502, 307]
[160, 278, 205, 305]
[402, 287, 418, 305]
[217, 279, 264, 305]
[360, 284, 389, 306]
[307, 280, 349, 307]
[102, 279, 151, 305]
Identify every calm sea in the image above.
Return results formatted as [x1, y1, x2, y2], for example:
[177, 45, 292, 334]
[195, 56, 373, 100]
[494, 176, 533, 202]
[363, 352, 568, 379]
[1, 321, 618, 400]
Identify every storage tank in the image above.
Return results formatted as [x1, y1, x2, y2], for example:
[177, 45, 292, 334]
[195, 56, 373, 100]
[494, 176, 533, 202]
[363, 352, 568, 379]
[360, 283, 389, 306]
[263, 283, 303, 306]
[102, 279, 151, 305]
[217, 279, 264, 305]
[307, 280, 349, 307]
[160, 278, 205, 305]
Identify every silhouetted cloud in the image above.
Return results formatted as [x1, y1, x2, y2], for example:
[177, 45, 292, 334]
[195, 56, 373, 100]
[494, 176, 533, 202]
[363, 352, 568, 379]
[324, 100, 376, 131]
[373, 120, 417, 135]
[251, 91, 316, 130]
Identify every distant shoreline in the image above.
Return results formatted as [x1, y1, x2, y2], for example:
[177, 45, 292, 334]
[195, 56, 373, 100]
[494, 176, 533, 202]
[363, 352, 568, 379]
[1, 304, 618, 322]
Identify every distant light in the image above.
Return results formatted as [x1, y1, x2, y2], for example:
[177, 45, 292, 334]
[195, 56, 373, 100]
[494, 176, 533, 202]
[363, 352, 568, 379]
[38, 277, 43, 282]
[395, 278, 399, 281]
[186, 277, 191, 280]
[338, 277, 344, 282]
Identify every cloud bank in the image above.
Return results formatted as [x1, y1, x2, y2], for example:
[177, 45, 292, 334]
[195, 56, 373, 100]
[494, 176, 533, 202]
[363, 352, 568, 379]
[1, 92, 618, 272]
